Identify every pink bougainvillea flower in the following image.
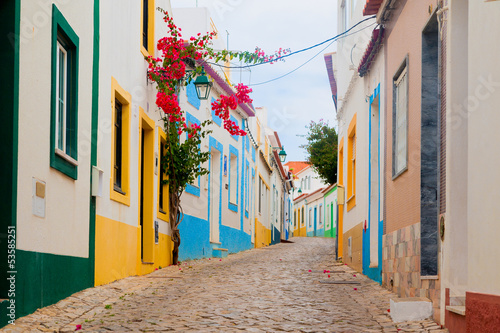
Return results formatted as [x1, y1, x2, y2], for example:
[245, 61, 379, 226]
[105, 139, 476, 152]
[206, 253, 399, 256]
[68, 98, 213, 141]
[353, 288, 358, 291]
[219, 259, 222, 261]
[387, 309, 390, 313]
[209, 258, 211, 260]
[308, 270, 312, 272]
[75, 324, 82, 331]
[179, 268, 182, 270]
[155, 268, 158, 271]
[328, 275, 331, 278]
[353, 274, 356, 277]
[279, 259, 282, 261]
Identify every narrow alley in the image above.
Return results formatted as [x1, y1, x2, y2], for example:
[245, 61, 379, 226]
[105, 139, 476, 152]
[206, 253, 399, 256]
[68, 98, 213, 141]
[4, 238, 446, 332]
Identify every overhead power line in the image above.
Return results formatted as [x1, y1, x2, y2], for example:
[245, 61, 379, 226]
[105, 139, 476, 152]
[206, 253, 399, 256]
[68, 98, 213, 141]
[248, 23, 377, 87]
[207, 15, 376, 70]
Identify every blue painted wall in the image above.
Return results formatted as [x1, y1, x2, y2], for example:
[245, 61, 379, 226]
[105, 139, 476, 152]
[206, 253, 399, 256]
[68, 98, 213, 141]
[220, 225, 252, 253]
[271, 225, 281, 245]
[178, 214, 211, 261]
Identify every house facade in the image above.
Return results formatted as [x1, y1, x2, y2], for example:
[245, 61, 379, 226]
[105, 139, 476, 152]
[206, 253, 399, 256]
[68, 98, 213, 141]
[441, 1, 500, 331]
[0, 0, 98, 324]
[323, 184, 338, 239]
[335, 0, 385, 281]
[94, 0, 174, 287]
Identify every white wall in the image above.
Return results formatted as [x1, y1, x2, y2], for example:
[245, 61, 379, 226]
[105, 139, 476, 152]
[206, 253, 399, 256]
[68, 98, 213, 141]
[466, 0, 500, 296]
[17, 1, 94, 257]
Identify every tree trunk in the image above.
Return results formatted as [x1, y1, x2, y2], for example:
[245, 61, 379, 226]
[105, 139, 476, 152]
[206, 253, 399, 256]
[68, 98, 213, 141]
[169, 192, 181, 265]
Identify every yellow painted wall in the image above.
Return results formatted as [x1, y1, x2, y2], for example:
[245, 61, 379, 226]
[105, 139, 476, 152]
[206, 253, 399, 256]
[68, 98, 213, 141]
[342, 222, 363, 273]
[95, 215, 173, 286]
[255, 218, 271, 248]
[338, 204, 344, 258]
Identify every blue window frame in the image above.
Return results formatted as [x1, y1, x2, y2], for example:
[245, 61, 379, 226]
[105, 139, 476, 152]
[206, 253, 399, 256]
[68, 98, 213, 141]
[211, 97, 222, 126]
[185, 112, 201, 196]
[228, 144, 239, 212]
[186, 81, 201, 110]
[230, 115, 239, 141]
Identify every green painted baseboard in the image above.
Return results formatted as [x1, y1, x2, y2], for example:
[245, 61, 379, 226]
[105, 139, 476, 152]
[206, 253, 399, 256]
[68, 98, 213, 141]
[13, 250, 93, 321]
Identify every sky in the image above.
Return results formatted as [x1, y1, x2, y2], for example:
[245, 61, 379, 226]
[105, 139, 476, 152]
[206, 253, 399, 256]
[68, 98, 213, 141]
[171, 0, 338, 161]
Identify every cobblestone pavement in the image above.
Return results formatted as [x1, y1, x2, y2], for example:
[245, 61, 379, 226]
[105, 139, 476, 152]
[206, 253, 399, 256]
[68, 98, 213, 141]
[3, 237, 448, 332]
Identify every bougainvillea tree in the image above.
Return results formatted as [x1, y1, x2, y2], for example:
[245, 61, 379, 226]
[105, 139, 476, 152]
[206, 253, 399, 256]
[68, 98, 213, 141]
[147, 9, 288, 264]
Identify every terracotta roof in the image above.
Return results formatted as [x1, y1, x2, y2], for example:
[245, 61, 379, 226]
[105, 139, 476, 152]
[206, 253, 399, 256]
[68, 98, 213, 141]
[293, 187, 325, 204]
[363, 0, 383, 16]
[293, 193, 309, 203]
[358, 27, 384, 77]
[322, 183, 337, 194]
[323, 53, 337, 110]
[285, 161, 310, 174]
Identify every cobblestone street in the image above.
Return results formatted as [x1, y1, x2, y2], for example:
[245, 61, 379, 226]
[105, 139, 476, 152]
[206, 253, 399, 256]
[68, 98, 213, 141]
[3, 238, 447, 332]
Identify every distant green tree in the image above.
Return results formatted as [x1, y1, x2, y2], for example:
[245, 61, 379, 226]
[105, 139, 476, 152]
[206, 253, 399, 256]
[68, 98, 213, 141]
[300, 119, 338, 185]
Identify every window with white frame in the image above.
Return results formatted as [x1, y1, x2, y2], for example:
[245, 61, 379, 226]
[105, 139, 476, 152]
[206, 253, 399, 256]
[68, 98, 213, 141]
[51, 5, 79, 179]
[393, 59, 409, 177]
[309, 209, 312, 228]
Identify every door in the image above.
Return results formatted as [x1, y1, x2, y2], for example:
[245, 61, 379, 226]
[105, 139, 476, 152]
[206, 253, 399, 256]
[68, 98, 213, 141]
[140, 115, 155, 263]
[314, 207, 317, 237]
[209, 149, 221, 243]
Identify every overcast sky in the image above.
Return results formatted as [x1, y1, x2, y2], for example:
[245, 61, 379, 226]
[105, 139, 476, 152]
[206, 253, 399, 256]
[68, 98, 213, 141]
[171, 0, 338, 161]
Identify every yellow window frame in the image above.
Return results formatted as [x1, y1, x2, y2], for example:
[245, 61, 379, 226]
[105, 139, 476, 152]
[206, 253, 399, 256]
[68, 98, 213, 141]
[347, 114, 357, 211]
[110, 77, 131, 206]
[157, 127, 169, 222]
[141, 0, 155, 57]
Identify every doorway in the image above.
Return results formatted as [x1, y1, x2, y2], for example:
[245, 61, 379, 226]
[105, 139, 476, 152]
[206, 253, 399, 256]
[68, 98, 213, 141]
[209, 148, 221, 243]
[139, 112, 155, 263]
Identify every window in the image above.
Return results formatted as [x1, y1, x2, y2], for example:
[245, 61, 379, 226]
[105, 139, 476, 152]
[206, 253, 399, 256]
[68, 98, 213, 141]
[309, 209, 312, 228]
[347, 114, 357, 211]
[339, 138, 344, 186]
[185, 113, 201, 197]
[259, 177, 262, 214]
[110, 77, 131, 206]
[300, 178, 304, 191]
[158, 129, 168, 221]
[228, 145, 238, 211]
[393, 59, 409, 177]
[50, 4, 79, 179]
[141, 0, 155, 56]
[294, 210, 297, 227]
[301, 207, 304, 226]
[245, 163, 250, 215]
[308, 176, 311, 190]
[114, 100, 123, 191]
[319, 204, 323, 227]
[326, 204, 330, 228]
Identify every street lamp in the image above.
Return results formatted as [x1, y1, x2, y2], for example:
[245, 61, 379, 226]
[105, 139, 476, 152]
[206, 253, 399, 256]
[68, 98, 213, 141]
[278, 147, 287, 163]
[272, 146, 287, 163]
[193, 66, 213, 100]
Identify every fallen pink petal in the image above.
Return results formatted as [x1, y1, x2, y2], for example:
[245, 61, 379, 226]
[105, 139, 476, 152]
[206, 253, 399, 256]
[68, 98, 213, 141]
[75, 324, 82, 331]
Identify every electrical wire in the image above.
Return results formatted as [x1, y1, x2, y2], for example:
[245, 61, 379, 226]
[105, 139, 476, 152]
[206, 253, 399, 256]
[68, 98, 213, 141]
[248, 23, 377, 87]
[206, 15, 376, 70]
